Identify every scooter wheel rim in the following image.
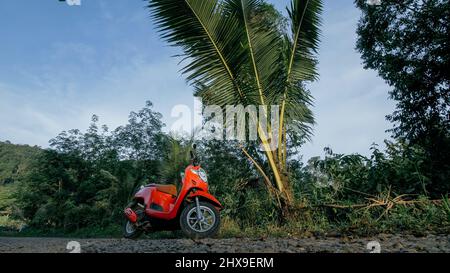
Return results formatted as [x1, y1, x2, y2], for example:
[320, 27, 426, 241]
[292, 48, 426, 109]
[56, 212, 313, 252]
[186, 206, 216, 233]
[125, 221, 137, 234]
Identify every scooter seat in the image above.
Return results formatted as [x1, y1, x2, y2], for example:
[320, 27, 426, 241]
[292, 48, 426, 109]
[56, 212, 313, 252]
[155, 184, 177, 197]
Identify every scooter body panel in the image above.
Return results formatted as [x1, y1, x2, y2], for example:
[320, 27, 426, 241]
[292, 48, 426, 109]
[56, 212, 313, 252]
[125, 158, 221, 236]
[134, 186, 153, 206]
[188, 190, 222, 210]
[132, 164, 212, 221]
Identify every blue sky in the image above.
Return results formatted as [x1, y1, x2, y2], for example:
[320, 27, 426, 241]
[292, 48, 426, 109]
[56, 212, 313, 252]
[0, 0, 394, 161]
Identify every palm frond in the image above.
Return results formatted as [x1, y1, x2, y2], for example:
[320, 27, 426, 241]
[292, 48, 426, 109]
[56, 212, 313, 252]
[148, 0, 321, 142]
[148, 0, 248, 104]
[287, 0, 322, 83]
[273, 0, 322, 145]
[232, 0, 283, 106]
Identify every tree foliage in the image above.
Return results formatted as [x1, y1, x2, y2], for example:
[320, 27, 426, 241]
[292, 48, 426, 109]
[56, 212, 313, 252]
[0, 142, 41, 213]
[355, 0, 450, 194]
[16, 102, 165, 230]
[297, 142, 437, 204]
[0, 141, 41, 185]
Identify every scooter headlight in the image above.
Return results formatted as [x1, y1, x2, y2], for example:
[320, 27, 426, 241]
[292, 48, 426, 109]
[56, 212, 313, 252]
[198, 168, 208, 183]
[191, 168, 208, 183]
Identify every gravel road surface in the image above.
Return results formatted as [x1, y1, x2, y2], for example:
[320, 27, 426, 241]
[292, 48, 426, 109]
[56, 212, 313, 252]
[0, 234, 449, 253]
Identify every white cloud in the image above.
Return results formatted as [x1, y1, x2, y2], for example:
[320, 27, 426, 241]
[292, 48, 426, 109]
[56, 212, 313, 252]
[0, 84, 79, 146]
[0, 51, 198, 147]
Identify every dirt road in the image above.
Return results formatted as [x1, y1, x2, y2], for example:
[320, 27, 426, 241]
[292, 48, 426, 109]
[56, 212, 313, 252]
[0, 234, 449, 253]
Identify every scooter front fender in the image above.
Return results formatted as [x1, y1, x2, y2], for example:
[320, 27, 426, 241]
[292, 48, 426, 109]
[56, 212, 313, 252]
[189, 190, 222, 210]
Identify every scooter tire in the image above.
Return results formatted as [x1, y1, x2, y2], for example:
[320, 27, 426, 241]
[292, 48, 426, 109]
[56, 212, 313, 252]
[122, 218, 143, 239]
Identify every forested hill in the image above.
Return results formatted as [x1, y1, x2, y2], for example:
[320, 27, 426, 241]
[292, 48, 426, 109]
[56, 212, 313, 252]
[0, 141, 42, 214]
[0, 141, 42, 185]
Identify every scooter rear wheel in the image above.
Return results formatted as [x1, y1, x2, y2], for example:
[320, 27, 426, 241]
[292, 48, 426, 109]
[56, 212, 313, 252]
[180, 201, 220, 239]
[122, 219, 143, 239]
[122, 202, 144, 239]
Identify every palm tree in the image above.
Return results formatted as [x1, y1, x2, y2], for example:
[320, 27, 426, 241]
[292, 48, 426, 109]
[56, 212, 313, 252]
[147, 0, 322, 211]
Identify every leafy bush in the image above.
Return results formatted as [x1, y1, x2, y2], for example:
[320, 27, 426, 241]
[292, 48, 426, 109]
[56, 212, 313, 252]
[295, 141, 446, 204]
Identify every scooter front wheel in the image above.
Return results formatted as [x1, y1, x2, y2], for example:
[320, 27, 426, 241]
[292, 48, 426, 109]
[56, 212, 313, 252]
[180, 201, 220, 239]
[122, 219, 143, 239]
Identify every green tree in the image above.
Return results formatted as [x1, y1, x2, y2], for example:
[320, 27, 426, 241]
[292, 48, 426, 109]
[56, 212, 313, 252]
[147, 0, 322, 210]
[0, 141, 42, 185]
[159, 135, 192, 187]
[355, 0, 450, 195]
[16, 102, 166, 230]
[113, 101, 166, 161]
[0, 141, 42, 214]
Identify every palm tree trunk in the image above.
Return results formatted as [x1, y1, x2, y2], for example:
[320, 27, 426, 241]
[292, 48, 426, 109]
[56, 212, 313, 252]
[257, 123, 294, 209]
[257, 124, 284, 192]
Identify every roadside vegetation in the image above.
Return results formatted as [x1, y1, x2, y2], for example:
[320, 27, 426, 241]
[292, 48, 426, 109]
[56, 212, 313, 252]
[0, 102, 448, 238]
[1, 0, 448, 238]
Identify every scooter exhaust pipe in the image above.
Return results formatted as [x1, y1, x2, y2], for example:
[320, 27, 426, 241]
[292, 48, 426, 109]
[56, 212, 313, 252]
[124, 208, 138, 223]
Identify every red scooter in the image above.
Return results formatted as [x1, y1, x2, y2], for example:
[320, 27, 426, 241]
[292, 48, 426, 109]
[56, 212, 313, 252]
[123, 144, 222, 239]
